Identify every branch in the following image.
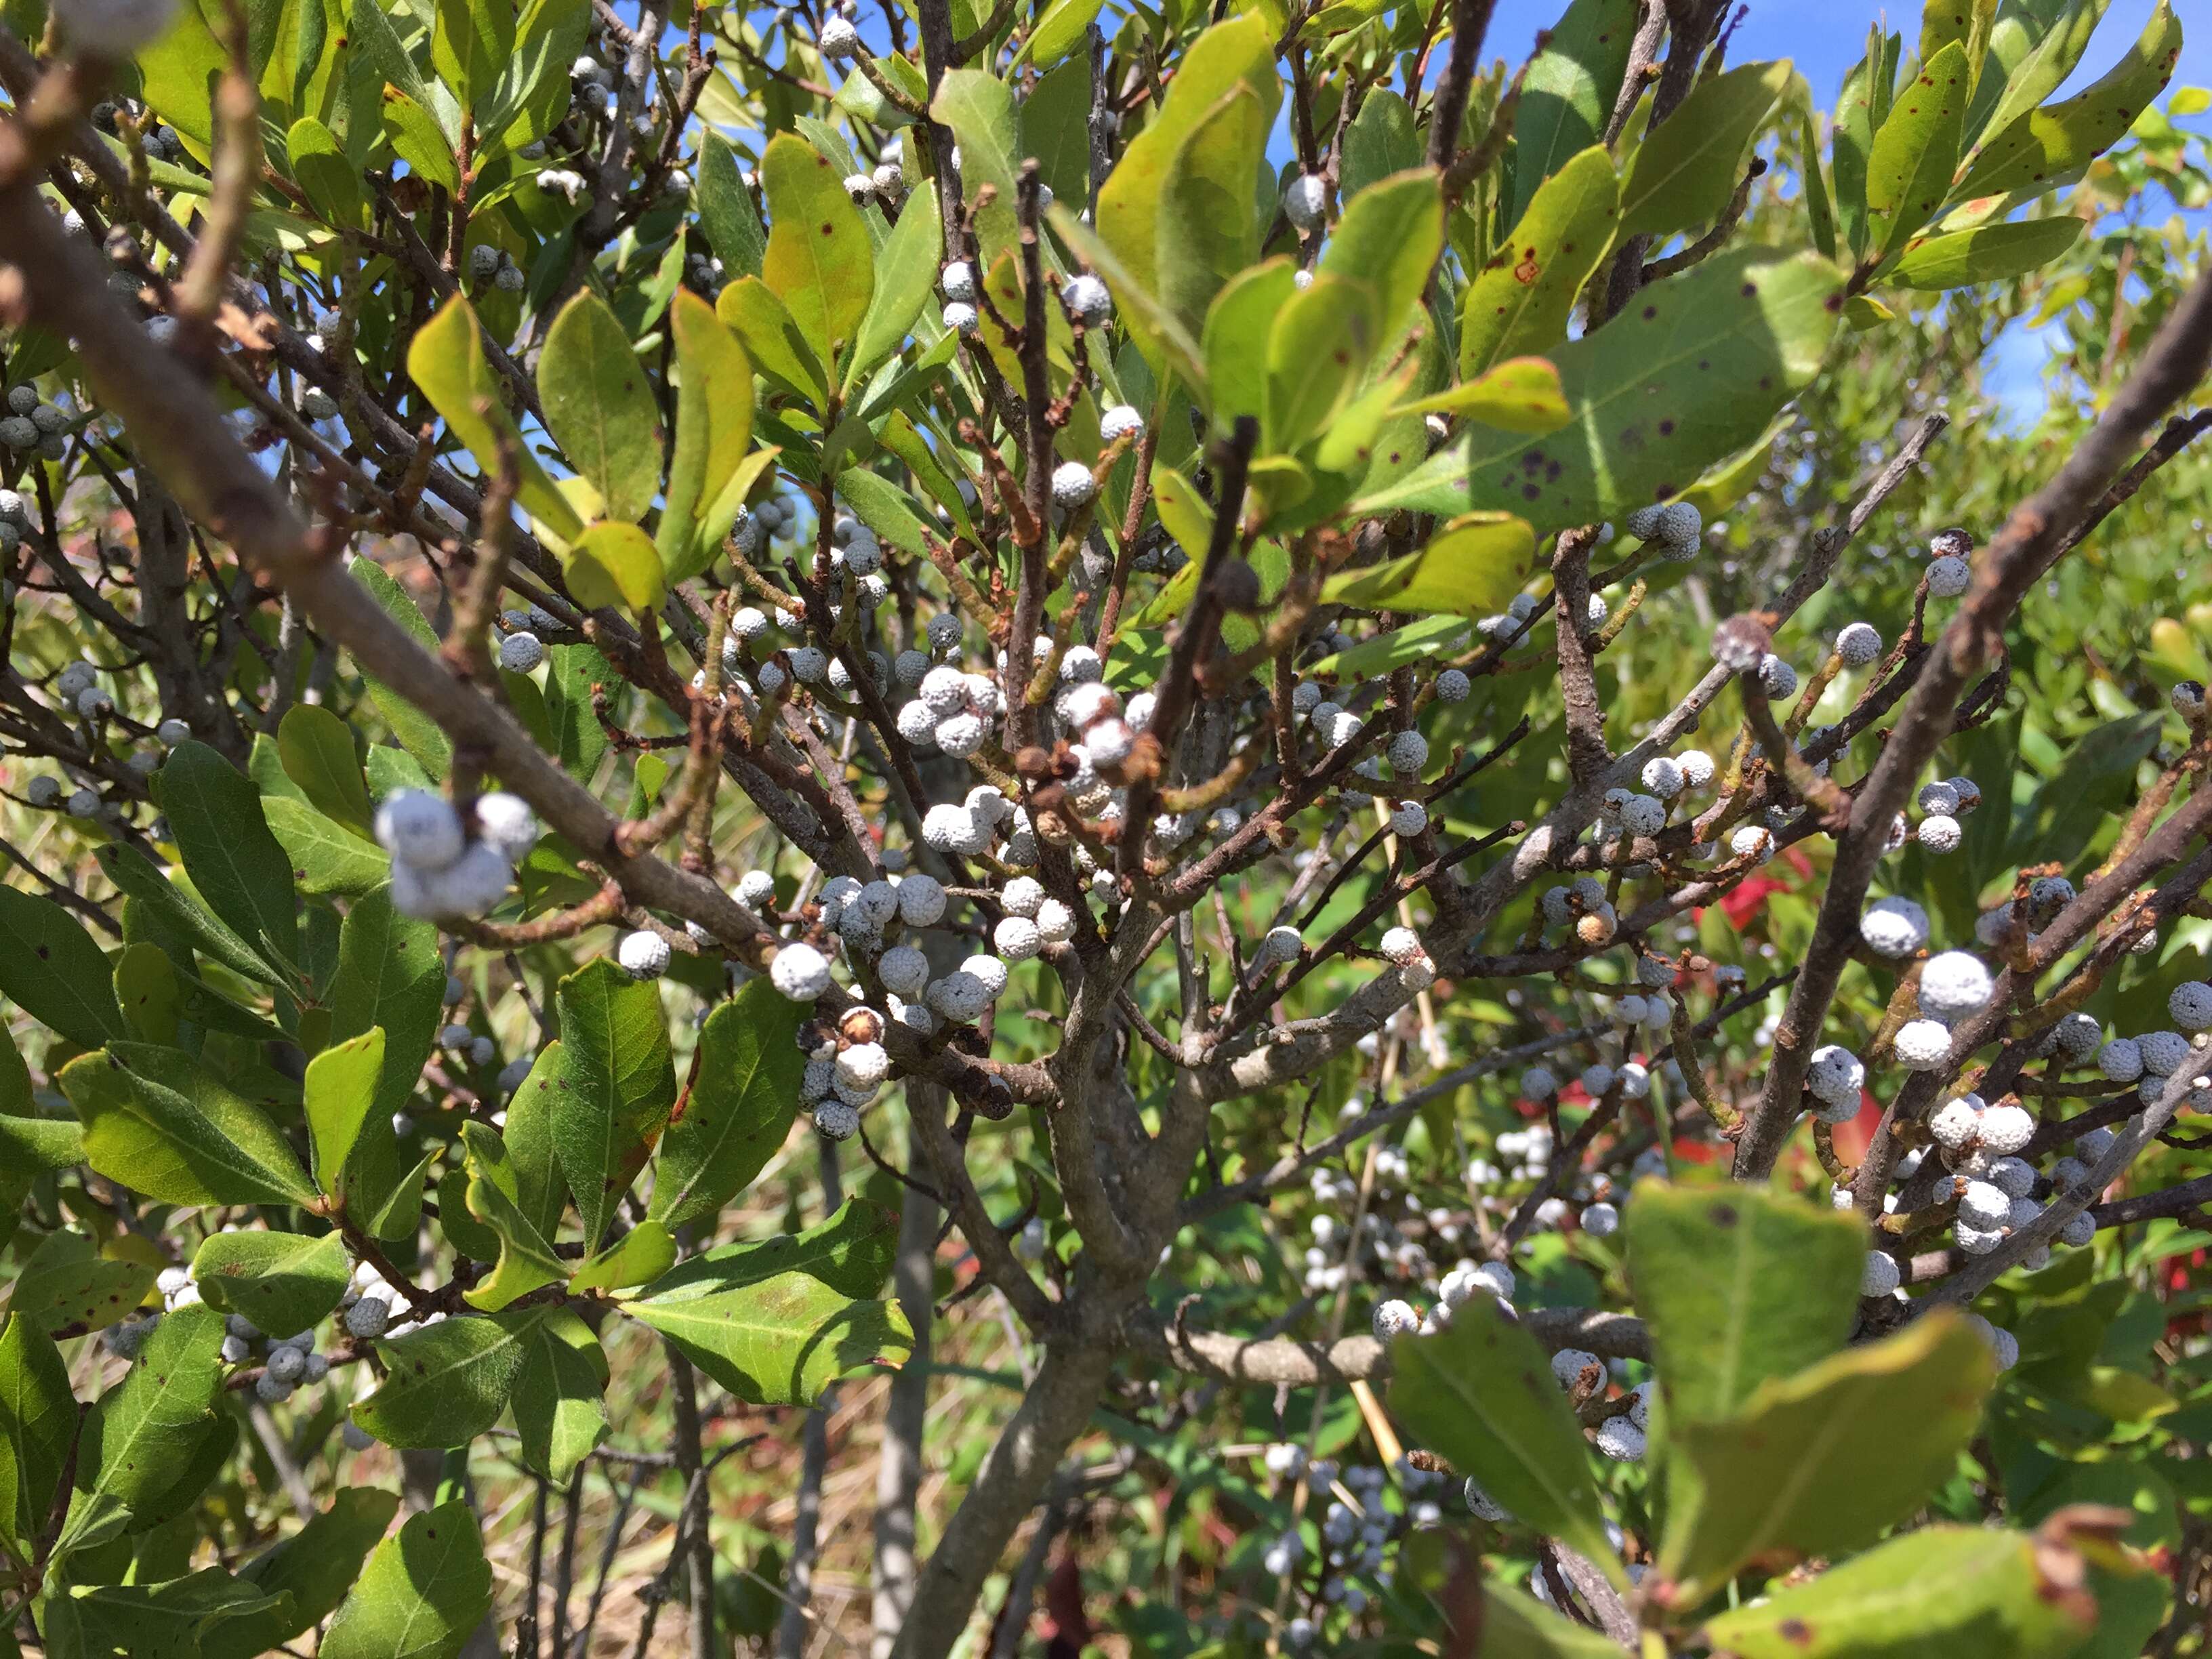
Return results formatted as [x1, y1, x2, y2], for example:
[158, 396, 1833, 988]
[1145, 1307, 1651, 1387]
[1735, 266, 2212, 1179]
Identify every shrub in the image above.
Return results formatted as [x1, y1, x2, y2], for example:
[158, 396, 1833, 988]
[0, 0, 2207, 1654]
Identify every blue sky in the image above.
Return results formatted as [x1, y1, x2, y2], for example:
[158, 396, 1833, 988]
[1463, 3, 2209, 422]
[1476, 1, 2210, 108]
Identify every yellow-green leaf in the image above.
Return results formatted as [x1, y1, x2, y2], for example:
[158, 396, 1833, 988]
[570, 1220, 677, 1294]
[1660, 1311, 1997, 1597]
[1017, 0, 1108, 68]
[1158, 85, 1273, 337]
[1360, 247, 1843, 533]
[460, 1122, 567, 1312]
[1093, 12, 1275, 377]
[539, 291, 664, 525]
[1889, 213, 2085, 289]
[409, 298, 583, 541]
[659, 290, 756, 584]
[1319, 513, 1533, 615]
[1957, 0, 2178, 202]
[1397, 356, 1570, 432]
[1263, 273, 1377, 454]
[1866, 41, 1973, 262]
[1315, 167, 1443, 355]
[567, 522, 668, 613]
[306, 1027, 385, 1198]
[717, 274, 830, 405]
[761, 131, 875, 372]
[1460, 146, 1618, 379]
[1700, 1524, 2098, 1659]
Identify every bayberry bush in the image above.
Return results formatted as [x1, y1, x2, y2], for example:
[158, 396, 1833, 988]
[1, 0, 2211, 1653]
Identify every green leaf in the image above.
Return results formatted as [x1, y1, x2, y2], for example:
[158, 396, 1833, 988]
[205, 1487, 405, 1659]
[1319, 513, 1534, 615]
[409, 297, 583, 541]
[1399, 356, 1572, 432]
[345, 560, 454, 779]
[1623, 1181, 1865, 1426]
[1050, 206, 1209, 395]
[1834, 23, 1890, 259]
[1660, 1311, 1996, 1597]
[649, 981, 804, 1229]
[1460, 1582, 1627, 1656]
[265, 796, 392, 897]
[644, 1199, 901, 1302]
[459, 1122, 567, 1312]
[191, 1229, 351, 1337]
[1092, 12, 1275, 380]
[542, 643, 613, 785]
[761, 131, 875, 373]
[157, 741, 301, 973]
[549, 958, 676, 1252]
[565, 520, 668, 613]
[349, 0, 445, 143]
[846, 181, 942, 391]
[135, 2, 229, 152]
[327, 886, 443, 1158]
[277, 704, 373, 836]
[696, 130, 769, 279]
[1025, 56, 1094, 208]
[321, 1499, 493, 1659]
[497, 1045, 571, 1242]
[1158, 86, 1273, 338]
[1204, 260, 1299, 428]
[1315, 167, 1442, 359]
[0, 1102, 83, 1259]
[44, 1566, 290, 1659]
[1360, 246, 1843, 533]
[1342, 89, 1420, 202]
[1263, 273, 1378, 454]
[626, 1268, 912, 1406]
[0, 886, 123, 1049]
[1619, 61, 1792, 237]
[1385, 1294, 1618, 1581]
[1888, 213, 2084, 289]
[1307, 614, 1472, 678]
[659, 289, 757, 584]
[570, 1220, 676, 1294]
[1919, 0, 1998, 84]
[433, 0, 515, 121]
[5, 1230, 154, 1337]
[1017, 0, 1107, 67]
[1699, 1524, 2097, 1658]
[716, 276, 830, 405]
[64, 1303, 224, 1549]
[354, 1311, 541, 1448]
[0, 1313, 76, 1558]
[1865, 41, 1973, 263]
[930, 68, 1025, 268]
[1957, 0, 2177, 201]
[510, 1306, 608, 1485]
[306, 1027, 385, 1198]
[1965, 0, 2114, 162]
[384, 91, 459, 190]
[103, 848, 281, 995]
[539, 291, 664, 525]
[1507, 0, 1639, 230]
[62, 1044, 316, 1209]
[835, 468, 939, 561]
